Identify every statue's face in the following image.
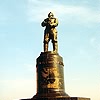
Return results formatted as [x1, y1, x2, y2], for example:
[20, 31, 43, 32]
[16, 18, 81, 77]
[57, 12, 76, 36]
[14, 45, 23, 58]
[48, 12, 54, 18]
[49, 15, 53, 18]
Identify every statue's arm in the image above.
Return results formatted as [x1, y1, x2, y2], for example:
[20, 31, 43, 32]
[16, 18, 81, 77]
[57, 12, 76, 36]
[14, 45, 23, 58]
[51, 18, 58, 27]
[41, 19, 47, 27]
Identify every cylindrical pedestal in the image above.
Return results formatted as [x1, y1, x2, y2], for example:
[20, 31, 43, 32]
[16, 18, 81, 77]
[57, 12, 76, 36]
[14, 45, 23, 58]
[33, 51, 69, 100]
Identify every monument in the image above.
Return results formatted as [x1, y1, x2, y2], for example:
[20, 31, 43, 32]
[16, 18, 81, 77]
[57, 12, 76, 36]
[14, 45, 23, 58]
[21, 12, 90, 100]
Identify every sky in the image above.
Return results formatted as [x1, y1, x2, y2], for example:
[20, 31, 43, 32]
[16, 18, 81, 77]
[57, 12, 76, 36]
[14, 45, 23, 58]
[0, 0, 100, 100]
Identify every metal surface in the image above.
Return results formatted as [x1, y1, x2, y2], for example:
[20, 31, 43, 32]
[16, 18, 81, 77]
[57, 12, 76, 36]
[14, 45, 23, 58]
[33, 52, 69, 99]
[41, 12, 58, 52]
[32, 12, 70, 99]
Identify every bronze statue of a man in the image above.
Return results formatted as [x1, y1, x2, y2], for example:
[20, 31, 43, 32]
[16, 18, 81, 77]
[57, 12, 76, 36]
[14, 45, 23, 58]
[41, 12, 58, 52]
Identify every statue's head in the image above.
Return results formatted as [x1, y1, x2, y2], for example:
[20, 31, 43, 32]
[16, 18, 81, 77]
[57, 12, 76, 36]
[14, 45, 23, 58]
[48, 12, 54, 18]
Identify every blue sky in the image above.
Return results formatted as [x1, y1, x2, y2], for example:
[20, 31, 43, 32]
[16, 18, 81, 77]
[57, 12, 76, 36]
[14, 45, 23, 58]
[0, 0, 100, 100]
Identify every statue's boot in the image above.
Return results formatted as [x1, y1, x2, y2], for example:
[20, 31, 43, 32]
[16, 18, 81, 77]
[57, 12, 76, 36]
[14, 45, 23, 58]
[53, 42, 58, 52]
[44, 43, 48, 52]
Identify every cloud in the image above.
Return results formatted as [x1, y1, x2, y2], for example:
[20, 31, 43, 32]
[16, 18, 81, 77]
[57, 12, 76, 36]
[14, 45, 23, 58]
[27, 0, 100, 24]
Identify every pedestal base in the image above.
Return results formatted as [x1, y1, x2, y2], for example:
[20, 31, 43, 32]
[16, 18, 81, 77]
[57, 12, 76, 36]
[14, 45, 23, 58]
[21, 97, 90, 100]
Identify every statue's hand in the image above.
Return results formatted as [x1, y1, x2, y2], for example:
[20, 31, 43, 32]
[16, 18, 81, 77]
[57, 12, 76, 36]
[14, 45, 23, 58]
[49, 23, 55, 28]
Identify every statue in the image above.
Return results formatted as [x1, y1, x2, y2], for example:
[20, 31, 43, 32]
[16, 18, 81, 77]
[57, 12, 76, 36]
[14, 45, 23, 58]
[41, 12, 58, 52]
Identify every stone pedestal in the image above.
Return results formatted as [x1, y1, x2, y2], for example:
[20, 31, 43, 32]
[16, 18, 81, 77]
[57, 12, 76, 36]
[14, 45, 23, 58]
[32, 51, 69, 99]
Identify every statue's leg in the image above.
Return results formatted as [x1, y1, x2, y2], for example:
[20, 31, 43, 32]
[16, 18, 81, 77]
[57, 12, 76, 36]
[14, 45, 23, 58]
[53, 41, 58, 52]
[44, 42, 48, 52]
[44, 33, 49, 52]
[52, 32, 58, 52]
